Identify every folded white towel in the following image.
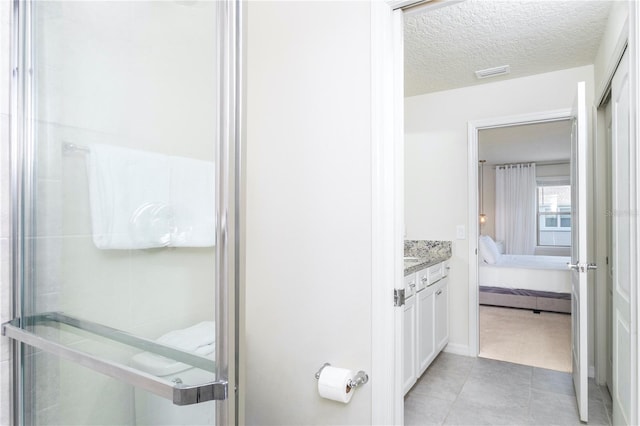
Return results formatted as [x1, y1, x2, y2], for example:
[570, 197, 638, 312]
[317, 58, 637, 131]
[193, 343, 215, 356]
[86, 143, 216, 249]
[130, 342, 215, 377]
[156, 321, 216, 352]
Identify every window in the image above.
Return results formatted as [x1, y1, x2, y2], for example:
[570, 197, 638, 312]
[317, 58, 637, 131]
[537, 183, 571, 247]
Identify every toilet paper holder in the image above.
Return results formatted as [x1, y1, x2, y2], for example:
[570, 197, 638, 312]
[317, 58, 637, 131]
[315, 363, 369, 390]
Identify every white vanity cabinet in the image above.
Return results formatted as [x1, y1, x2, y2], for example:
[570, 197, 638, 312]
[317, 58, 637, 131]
[403, 260, 450, 395]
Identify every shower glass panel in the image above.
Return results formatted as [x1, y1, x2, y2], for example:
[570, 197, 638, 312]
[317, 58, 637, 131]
[8, 1, 235, 424]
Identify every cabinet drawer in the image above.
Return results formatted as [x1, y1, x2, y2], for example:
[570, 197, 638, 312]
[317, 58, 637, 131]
[417, 263, 444, 290]
[425, 263, 443, 287]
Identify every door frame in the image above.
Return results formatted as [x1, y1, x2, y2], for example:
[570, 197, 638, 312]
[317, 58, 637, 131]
[628, 2, 640, 422]
[593, 16, 628, 389]
[371, 1, 435, 424]
[374, 0, 640, 424]
[373, 1, 464, 423]
[467, 109, 573, 357]
[370, 2, 405, 425]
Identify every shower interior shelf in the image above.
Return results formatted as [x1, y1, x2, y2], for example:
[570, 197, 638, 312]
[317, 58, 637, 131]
[2, 312, 227, 405]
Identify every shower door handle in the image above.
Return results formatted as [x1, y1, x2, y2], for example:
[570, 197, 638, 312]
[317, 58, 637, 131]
[2, 314, 228, 405]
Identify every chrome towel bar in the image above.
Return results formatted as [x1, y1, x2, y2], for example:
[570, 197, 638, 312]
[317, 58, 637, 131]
[2, 313, 227, 405]
[62, 142, 90, 155]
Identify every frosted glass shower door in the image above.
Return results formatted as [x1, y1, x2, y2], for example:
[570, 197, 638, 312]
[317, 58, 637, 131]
[3, 1, 240, 425]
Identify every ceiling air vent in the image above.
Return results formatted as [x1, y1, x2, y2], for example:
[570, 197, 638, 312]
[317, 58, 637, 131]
[475, 65, 510, 79]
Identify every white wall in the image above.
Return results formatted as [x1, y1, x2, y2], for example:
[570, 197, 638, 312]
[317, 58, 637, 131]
[405, 65, 595, 355]
[479, 166, 495, 239]
[245, 2, 373, 424]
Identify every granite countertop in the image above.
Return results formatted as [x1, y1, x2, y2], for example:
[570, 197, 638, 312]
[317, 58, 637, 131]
[404, 240, 452, 276]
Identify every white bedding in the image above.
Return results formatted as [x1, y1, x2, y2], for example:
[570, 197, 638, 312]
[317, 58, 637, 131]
[479, 255, 571, 294]
[493, 255, 570, 270]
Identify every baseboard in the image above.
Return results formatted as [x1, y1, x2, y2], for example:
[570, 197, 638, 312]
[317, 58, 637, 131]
[443, 342, 472, 357]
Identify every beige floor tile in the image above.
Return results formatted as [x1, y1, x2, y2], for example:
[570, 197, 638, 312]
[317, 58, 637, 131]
[479, 305, 571, 372]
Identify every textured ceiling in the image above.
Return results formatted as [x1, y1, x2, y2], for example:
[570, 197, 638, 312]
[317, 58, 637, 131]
[404, 0, 613, 96]
[478, 120, 572, 165]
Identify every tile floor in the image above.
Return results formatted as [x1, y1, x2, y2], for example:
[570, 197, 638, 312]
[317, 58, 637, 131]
[405, 352, 612, 425]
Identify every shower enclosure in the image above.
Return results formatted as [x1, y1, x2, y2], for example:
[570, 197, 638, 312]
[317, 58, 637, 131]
[2, 1, 241, 424]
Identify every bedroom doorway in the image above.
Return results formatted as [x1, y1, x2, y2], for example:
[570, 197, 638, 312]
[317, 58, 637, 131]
[475, 117, 574, 373]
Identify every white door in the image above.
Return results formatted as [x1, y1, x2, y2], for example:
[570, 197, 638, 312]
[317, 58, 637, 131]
[605, 98, 614, 395]
[610, 50, 633, 426]
[569, 80, 589, 422]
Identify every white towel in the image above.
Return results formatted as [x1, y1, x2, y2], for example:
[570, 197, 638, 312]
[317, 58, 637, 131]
[156, 321, 216, 352]
[86, 143, 216, 249]
[169, 156, 216, 247]
[130, 342, 215, 377]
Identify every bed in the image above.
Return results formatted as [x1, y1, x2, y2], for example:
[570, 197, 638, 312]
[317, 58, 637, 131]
[478, 235, 572, 314]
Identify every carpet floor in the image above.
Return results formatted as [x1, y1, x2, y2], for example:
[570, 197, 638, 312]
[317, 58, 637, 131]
[479, 305, 572, 372]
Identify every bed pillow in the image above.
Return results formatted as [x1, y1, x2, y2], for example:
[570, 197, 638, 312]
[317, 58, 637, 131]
[479, 235, 502, 264]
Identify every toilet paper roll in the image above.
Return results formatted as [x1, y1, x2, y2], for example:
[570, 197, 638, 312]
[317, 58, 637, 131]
[317, 366, 355, 403]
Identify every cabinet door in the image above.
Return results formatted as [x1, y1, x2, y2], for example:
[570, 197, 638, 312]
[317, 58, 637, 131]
[417, 286, 436, 376]
[435, 277, 449, 351]
[403, 295, 417, 394]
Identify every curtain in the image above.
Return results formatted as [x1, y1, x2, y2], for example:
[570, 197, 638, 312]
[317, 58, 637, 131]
[495, 163, 537, 255]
